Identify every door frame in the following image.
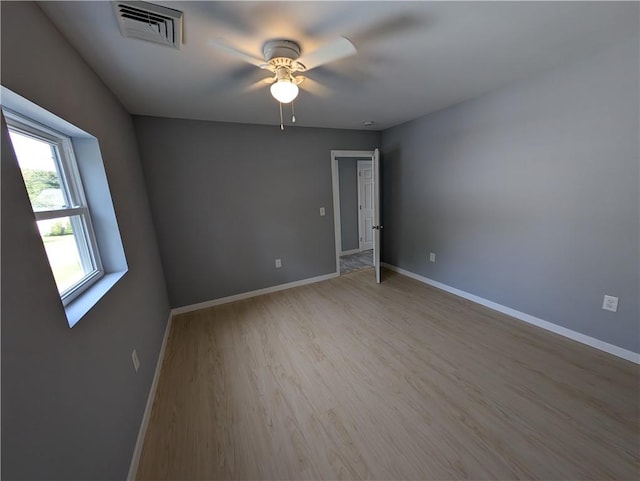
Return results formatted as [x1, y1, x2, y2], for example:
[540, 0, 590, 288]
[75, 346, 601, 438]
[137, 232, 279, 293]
[330, 150, 375, 275]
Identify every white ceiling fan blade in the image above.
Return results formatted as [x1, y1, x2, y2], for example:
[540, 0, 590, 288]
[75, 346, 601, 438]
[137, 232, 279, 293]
[207, 39, 266, 68]
[299, 77, 331, 97]
[297, 36, 357, 71]
[244, 77, 275, 92]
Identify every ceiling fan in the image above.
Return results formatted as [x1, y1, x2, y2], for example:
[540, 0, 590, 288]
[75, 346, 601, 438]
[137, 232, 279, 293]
[208, 36, 357, 129]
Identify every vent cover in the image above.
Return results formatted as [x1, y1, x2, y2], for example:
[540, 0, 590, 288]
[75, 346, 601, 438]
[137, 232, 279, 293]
[114, 1, 183, 49]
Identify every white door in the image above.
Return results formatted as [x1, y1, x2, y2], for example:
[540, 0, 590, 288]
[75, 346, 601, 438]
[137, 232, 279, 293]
[373, 148, 382, 283]
[357, 161, 374, 251]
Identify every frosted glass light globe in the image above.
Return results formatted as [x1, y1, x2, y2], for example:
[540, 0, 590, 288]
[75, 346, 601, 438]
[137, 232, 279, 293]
[270, 80, 299, 104]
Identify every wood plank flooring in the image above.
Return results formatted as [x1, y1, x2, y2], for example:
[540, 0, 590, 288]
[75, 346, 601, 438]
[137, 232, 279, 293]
[137, 268, 639, 480]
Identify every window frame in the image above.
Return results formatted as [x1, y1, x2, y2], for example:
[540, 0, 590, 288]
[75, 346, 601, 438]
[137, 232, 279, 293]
[4, 109, 104, 305]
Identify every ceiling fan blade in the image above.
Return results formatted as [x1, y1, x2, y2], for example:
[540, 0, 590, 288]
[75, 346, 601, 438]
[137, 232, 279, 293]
[244, 77, 274, 93]
[208, 64, 260, 93]
[299, 77, 331, 97]
[297, 36, 357, 71]
[351, 15, 423, 46]
[207, 39, 265, 68]
[309, 67, 362, 91]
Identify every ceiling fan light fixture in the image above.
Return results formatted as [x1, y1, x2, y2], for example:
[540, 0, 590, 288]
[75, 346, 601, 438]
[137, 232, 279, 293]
[270, 66, 300, 104]
[270, 78, 299, 104]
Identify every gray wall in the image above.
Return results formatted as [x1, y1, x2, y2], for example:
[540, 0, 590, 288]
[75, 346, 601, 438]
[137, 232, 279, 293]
[338, 157, 359, 252]
[134, 116, 379, 308]
[1, 3, 170, 480]
[381, 36, 639, 353]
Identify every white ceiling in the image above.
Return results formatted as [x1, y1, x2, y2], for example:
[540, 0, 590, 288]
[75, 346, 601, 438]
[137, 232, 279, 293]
[39, 1, 638, 131]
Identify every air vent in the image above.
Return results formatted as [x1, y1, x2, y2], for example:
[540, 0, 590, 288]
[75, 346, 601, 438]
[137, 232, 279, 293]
[114, 1, 183, 49]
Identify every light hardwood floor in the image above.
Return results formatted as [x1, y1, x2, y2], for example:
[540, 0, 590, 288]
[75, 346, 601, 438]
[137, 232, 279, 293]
[137, 268, 639, 480]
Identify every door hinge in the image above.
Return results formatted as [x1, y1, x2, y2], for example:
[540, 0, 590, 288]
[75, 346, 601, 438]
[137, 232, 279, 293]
[359, 205, 362, 210]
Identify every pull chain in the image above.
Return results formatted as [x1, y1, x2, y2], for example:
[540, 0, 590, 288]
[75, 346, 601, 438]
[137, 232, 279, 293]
[291, 101, 296, 123]
[279, 102, 284, 130]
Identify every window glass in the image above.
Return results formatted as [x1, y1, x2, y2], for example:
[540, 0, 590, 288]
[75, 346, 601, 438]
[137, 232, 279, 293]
[36, 216, 88, 293]
[8, 130, 68, 211]
[6, 118, 103, 302]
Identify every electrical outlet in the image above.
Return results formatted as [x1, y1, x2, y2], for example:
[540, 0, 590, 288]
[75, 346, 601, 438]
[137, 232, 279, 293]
[602, 295, 619, 312]
[275, 259, 282, 268]
[320, 207, 326, 216]
[429, 253, 436, 262]
[131, 349, 140, 373]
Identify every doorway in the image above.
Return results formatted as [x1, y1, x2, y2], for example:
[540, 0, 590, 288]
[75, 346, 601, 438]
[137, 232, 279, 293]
[331, 150, 380, 279]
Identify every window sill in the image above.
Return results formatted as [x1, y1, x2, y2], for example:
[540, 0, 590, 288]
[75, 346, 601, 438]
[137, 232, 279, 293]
[65, 270, 127, 328]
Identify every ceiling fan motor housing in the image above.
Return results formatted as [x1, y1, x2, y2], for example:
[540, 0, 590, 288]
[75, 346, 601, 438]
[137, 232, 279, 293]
[263, 39, 301, 62]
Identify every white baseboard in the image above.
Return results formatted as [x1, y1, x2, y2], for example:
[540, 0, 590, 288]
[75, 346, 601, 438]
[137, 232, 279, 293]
[382, 263, 640, 364]
[171, 272, 340, 316]
[127, 312, 173, 481]
[340, 249, 360, 256]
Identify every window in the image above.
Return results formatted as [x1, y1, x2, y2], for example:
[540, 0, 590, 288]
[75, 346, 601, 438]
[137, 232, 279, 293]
[2, 86, 128, 327]
[5, 112, 104, 305]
